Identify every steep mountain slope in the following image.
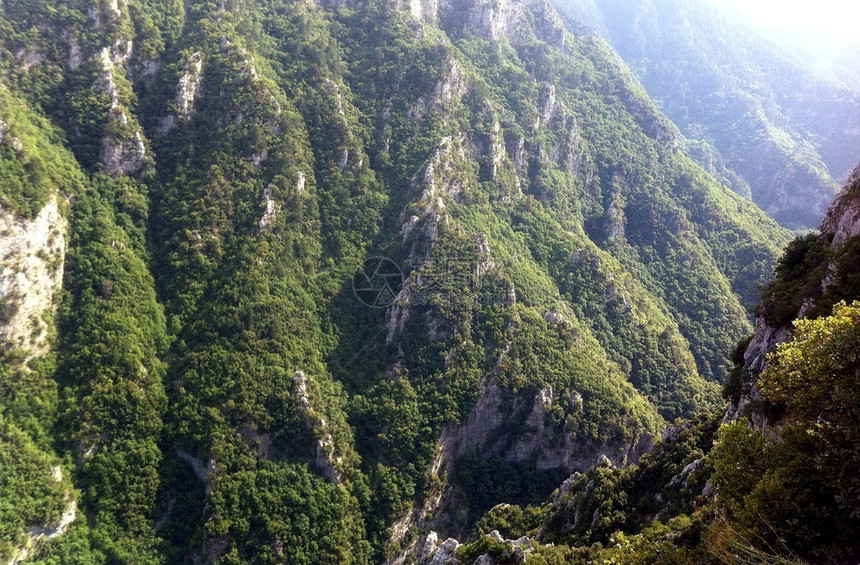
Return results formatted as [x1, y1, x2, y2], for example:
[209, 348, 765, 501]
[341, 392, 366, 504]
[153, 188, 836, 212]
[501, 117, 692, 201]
[728, 162, 860, 424]
[451, 164, 860, 565]
[554, 0, 860, 229]
[0, 0, 792, 562]
[0, 87, 78, 565]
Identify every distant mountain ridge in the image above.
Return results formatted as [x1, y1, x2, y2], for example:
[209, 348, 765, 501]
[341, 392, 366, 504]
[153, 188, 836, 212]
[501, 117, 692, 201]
[553, 0, 860, 229]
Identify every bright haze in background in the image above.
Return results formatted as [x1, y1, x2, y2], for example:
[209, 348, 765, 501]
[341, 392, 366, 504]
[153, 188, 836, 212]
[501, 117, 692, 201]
[707, 0, 860, 56]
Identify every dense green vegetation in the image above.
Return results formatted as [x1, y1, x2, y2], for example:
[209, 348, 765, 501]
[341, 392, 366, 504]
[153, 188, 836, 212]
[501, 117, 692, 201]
[757, 231, 860, 327]
[0, 0, 830, 562]
[0, 88, 78, 565]
[708, 301, 860, 563]
[458, 413, 722, 563]
[54, 178, 168, 562]
[461, 226, 860, 563]
[0, 415, 69, 562]
[0, 88, 83, 218]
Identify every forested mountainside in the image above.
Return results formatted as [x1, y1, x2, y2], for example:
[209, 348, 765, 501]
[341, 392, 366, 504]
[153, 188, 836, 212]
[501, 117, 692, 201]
[0, 0, 798, 562]
[447, 164, 860, 565]
[553, 0, 860, 230]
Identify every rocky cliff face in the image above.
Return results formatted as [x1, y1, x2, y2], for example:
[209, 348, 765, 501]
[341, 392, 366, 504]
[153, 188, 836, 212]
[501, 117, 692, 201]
[426, 377, 651, 535]
[0, 197, 73, 565]
[439, 381, 650, 474]
[458, 0, 566, 47]
[727, 161, 860, 427]
[0, 196, 66, 357]
[411, 414, 717, 565]
[821, 163, 860, 244]
[384, 375, 653, 561]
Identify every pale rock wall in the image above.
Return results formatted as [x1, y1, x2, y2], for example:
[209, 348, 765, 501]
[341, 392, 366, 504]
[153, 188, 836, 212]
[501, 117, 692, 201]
[386, 375, 652, 557]
[97, 44, 148, 175]
[177, 52, 205, 117]
[387, 136, 467, 343]
[1, 192, 74, 557]
[156, 51, 205, 135]
[459, 0, 566, 47]
[258, 184, 278, 232]
[0, 196, 67, 357]
[8, 494, 76, 565]
[821, 162, 860, 245]
[407, 60, 467, 125]
[293, 370, 343, 483]
[438, 379, 650, 473]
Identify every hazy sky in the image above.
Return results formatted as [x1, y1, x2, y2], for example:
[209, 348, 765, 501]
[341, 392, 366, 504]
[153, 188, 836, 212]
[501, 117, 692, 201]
[708, 0, 860, 53]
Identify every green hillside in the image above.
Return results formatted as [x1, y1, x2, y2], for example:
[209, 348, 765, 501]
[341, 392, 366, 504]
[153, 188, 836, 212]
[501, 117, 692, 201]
[464, 168, 860, 563]
[0, 0, 798, 562]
